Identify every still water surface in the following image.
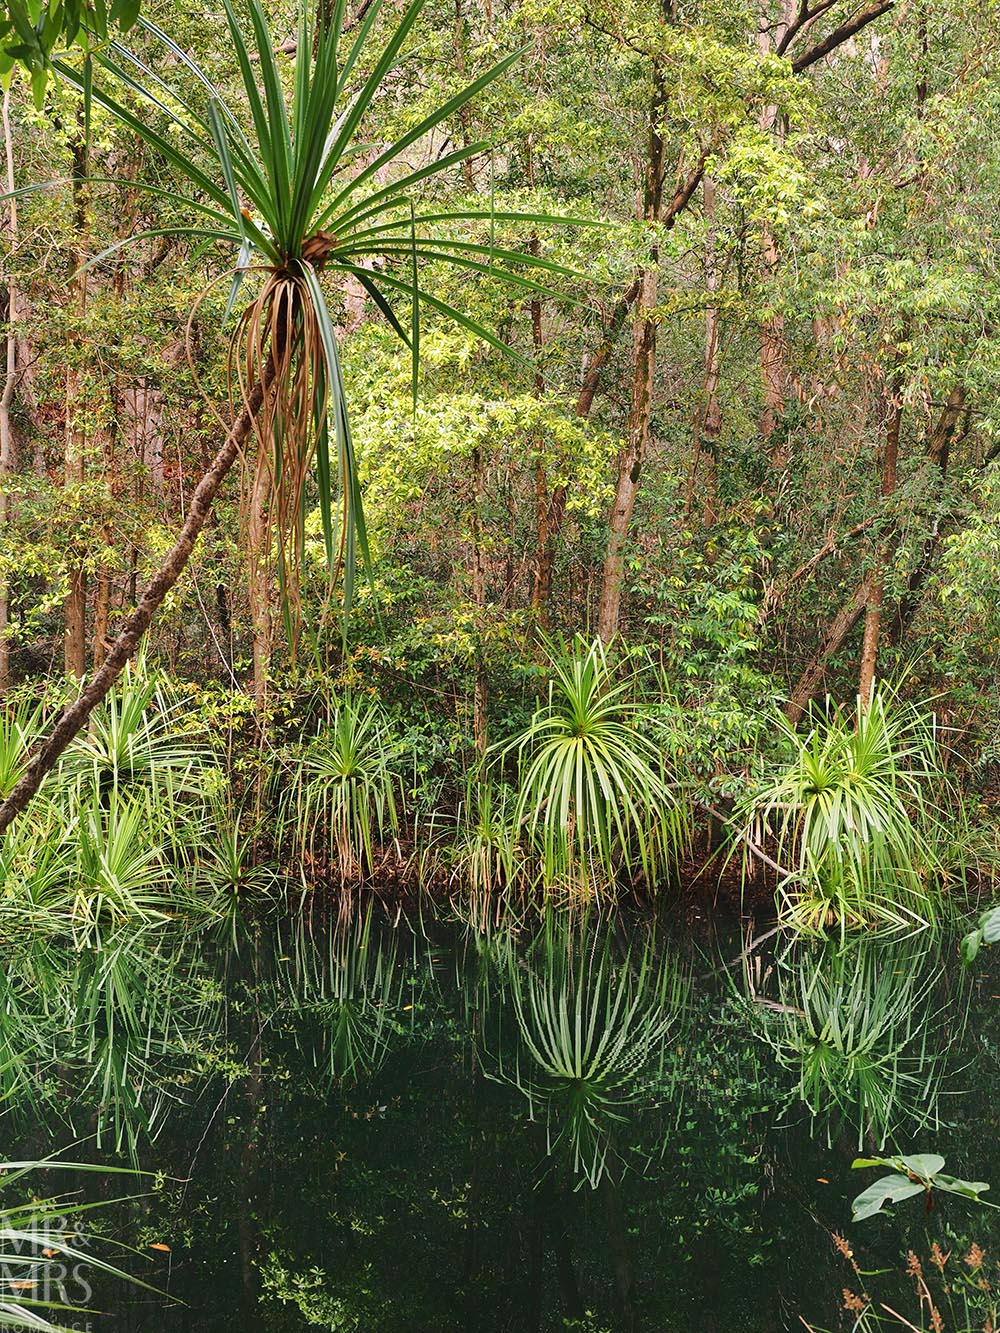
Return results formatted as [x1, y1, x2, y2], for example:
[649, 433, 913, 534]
[5, 905, 1000, 1332]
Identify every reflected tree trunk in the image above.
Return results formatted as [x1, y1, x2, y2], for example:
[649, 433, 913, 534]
[602, 1158, 637, 1332]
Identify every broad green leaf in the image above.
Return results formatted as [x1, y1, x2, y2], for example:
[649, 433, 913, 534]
[851, 1173, 925, 1222]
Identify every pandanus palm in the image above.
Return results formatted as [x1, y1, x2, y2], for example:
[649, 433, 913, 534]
[0, 0, 581, 833]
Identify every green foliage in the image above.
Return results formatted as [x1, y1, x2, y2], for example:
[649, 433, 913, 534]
[0, 0, 139, 104]
[850, 1153, 991, 1222]
[740, 689, 950, 930]
[500, 637, 687, 896]
[277, 694, 401, 885]
[961, 903, 1000, 966]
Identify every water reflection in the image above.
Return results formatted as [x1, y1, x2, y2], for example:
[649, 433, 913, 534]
[483, 911, 686, 1189]
[0, 904, 991, 1330]
[277, 908, 415, 1085]
[748, 930, 954, 1149]
[0, 927, 220, 1154]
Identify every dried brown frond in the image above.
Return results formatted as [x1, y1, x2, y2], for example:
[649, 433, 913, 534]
[229, 250, 345, 650]
[967, 1244, 986, 1271]
[931, 1241, 950, 1273]
[843, 1288, 867, 1315]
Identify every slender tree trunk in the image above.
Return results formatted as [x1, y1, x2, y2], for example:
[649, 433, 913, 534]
[64, 115, 90, 680]
[542, 153, 708, 581]
[92, 546, 111, 667]
[757, 1, 797, 472]
[685, 175, 722, 526]
[858, 349, 905, 707]
[470, 443, 488, 756]
[0, 91, 18, 694]
[602, 1160, 637, 1332]
[454, 0, 476, 193]
[596, 61, 667, 643]
[785, 385, 965, 725]
[889, 384, 965, 641]
[0, 357, 276, 836]
[527, 221, 552, 623]
[596, 264, 658, 643]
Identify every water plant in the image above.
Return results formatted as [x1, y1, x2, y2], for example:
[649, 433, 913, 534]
[501, 638, 687, 897]
[739, 688, 949, 930]
[192, 794, 282, 943]
[279, 695, 401, 885]
[449, 771, 526, 924]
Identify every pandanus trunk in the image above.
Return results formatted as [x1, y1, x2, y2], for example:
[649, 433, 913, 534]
[248, 457, 273, 713]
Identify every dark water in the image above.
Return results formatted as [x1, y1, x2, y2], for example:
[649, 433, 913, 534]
[4, 904, 1000, 1332]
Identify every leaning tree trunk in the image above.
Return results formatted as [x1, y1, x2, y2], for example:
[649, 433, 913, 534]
[0, 360, 276, 836]
[784, 579, 870, 729]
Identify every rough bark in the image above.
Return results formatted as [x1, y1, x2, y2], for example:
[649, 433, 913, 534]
[595, 58, 667, 644]
[0, 361, 275, 836]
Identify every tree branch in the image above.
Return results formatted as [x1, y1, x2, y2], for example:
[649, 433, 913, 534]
[790, 0, 894, 73]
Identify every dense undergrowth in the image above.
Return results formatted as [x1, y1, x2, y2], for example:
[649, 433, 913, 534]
[0, 635, 991, 940]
